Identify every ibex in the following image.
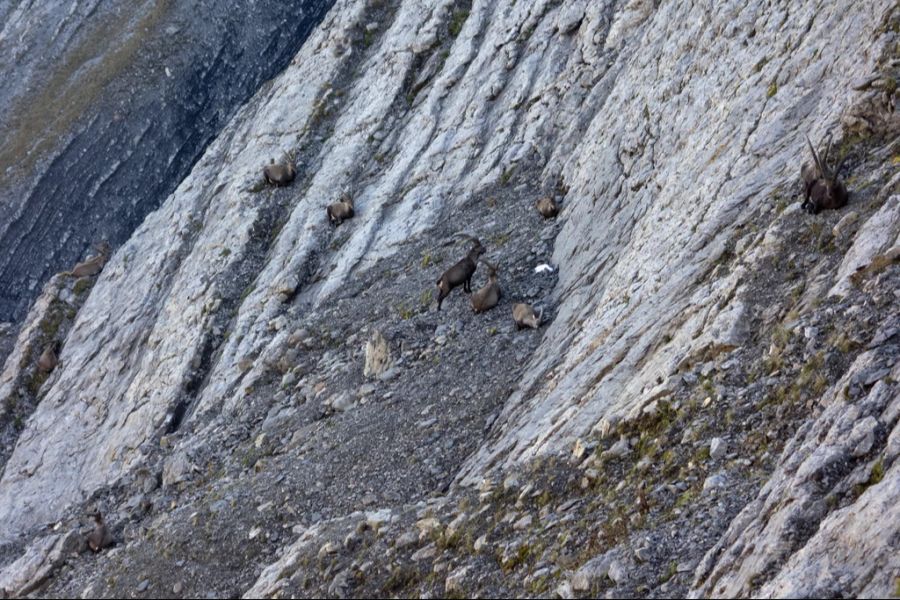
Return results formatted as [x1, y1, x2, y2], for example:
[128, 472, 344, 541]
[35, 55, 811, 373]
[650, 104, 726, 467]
[512, 303, 543, 330]
[326, 192, 355, 226]
[65, 242, 110, 278]
[86, 511, 113, 552]
[263, 153, 297, 186]
[535, 196, 559, 219]
[802, 133, 849, 214]
[436, 234, 484, 311]
[37, 342, 59, 373]
[471, 261, 500, 313]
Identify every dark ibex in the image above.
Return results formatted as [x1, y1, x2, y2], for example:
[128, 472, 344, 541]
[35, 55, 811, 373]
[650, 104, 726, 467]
[326, 192, 355, 226]
[471, 261, 500, 314]
[65, 242, 110, 278]
[535, 196, 559, 219]
[802, 133, 849, 214]
[512, 303, 543, 330]
[436, 234, 484, 311]
[86, 511, 113, 552]
[263, 153, 297, 186]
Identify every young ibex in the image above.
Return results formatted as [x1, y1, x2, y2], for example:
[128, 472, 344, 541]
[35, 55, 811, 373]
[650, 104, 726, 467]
[471, 261, 500, 314]
[802, 133, 849, 214]
[512, 303, 543, 330]
[436, 234, 484, 311]
[65, 242, 110, 278]
[263, 153, 297, 186]
[535, 196, 559, 219]
[86, 511, 113, 552]
[326, 192, 355, 226]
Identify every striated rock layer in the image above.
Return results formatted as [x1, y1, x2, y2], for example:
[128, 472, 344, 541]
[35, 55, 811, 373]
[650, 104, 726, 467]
[0, 0, 897, 597]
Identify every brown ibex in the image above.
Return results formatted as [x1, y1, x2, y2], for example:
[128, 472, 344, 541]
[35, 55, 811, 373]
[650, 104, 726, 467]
[65, 242, 110, 278]
[535, 196, 559, 219]
[326, 192, 355, 226]
[471, 261, 500, 314]
[802, 133, 849, 214]
[37, 342, 59, 373]
[263, 153, 297, 186]
[512, 303, 543, 330]
[86, 511, 113, 552]
[436, 234, 484, 311]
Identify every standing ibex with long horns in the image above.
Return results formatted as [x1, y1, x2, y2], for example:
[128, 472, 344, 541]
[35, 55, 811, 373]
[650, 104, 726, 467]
[802, 133, 849, 214]
[436, 234, 484, 311]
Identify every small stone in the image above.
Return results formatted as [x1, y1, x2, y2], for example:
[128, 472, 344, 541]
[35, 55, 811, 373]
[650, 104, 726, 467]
[850, 416, 878, 457]
[329, 391, 354, 412]
[572, 438, 588, 460]
[396, 530, 418, 548]
[513, 514, 533, 530]
[411, 543, 437, 561]
[318, 541, 339, 557]
[173, 582, 183, 594]
[572, 551, 614, 590]
[444, 566, 470, 595]
[555, 581, 575, 599]
[703, 472, 727, 491]
[710, 437, 727, 460]
[601, 437, 631, 460]
[248, 526, 262, 539]
[136, 579, 150, 592]
[503, 474, 520, 492]
[366, 508, 391, 530]
[607, 560, 626, 584]
[676, 560, 697, 573]
[446, 513, 467, 536]
[364, 330, 393, 378]
[832, 211, 860, 237]
[473, 534, 489, 552]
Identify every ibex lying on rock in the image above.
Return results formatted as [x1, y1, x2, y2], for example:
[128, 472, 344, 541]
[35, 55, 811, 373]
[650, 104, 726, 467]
[802, 133, 849, 214]
[66, 242, 110, 278]
[512, 303, 543, 330]
[535, 196, 559, 219]
[436, 234, 484, 311]
[471, 261, 500, 314]
[327, 192, 355, 226]
[86, 512, 113, 552]
[263, 154, 297, 186]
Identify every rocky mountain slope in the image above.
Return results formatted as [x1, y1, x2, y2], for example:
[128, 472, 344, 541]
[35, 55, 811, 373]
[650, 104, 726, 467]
[0, 0, 334, 322]
[0, 0, 898, 597]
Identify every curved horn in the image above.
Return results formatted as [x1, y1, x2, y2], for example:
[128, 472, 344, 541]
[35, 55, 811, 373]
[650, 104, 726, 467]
[479, 260, 498, 275]
[805, 134, 826, 179]
[454, 233, 482, 246]
[821, 131, 834, 170]
[537, 306, 544, 324]
[831, 151, 850, 185]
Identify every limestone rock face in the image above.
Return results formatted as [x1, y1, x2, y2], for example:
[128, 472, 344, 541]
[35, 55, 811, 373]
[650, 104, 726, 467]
[0, 0, 897, 597]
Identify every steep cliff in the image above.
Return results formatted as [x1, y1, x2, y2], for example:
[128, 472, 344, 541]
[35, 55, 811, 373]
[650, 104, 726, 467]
[0, 0, 898, 597]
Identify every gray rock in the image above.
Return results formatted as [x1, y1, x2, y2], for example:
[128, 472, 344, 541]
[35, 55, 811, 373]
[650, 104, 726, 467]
[571, 550, 615, 591]
[364, 330, 393, 379]
[710, 437, 727, 461]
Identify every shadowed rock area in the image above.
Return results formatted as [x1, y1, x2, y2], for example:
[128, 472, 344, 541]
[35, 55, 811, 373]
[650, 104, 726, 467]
[0, 0, 335, 322]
